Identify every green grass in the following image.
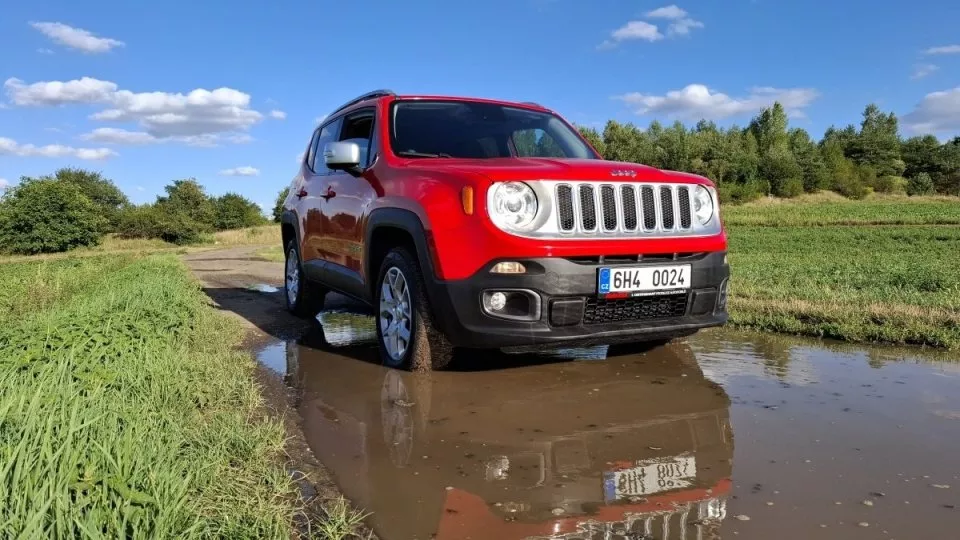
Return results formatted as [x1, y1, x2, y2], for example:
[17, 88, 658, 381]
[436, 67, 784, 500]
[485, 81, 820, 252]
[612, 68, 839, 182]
[726, 198, 960, 349]
[254, 245, 284, 262]
[723, 195, 960, 227]
[0, 254, 365, 538]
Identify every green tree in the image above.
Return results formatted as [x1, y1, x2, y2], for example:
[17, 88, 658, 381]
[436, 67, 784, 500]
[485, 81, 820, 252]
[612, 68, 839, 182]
[273, 187, 289, 223]
[823, 140, 867, 199]
[789, 128, 829, 192]
[577, 126, 606, 157]
[156, 179, 216, 229]
[907, 173, 935, 196]
[43, 168, 129, 231]
[214, 193, 267, 230]
[0, 177, 106, 254]
[849, 104, 904, 177]
[901, 135, 943, 179]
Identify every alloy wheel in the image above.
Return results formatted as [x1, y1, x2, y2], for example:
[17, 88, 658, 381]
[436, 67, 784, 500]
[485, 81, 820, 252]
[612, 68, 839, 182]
[379, 267, 412, 362]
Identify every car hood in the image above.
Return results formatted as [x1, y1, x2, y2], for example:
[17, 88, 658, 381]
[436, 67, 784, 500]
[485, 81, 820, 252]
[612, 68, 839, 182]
[402, 157, 712, 185]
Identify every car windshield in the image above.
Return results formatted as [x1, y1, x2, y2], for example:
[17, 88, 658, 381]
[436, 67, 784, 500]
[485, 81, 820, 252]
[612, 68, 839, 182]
[389, 100, 599, 160]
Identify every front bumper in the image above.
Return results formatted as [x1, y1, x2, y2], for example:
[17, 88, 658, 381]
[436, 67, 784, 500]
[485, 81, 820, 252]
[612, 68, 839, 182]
[425, 251, 729, 349]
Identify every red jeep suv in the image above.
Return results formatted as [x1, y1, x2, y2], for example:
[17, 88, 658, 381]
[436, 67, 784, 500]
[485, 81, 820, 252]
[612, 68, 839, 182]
[280, 90, 729, 370]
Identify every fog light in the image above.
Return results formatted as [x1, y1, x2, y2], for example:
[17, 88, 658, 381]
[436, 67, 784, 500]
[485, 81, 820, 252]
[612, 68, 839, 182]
[488, 291, 507, 311]
[717, 278, 729, 312]
[490, 261, 526, 274]
[481, 289, 541, 321]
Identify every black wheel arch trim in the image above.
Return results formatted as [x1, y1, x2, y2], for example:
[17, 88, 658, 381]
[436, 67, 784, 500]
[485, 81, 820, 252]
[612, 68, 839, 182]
[280, 210, 300, 248]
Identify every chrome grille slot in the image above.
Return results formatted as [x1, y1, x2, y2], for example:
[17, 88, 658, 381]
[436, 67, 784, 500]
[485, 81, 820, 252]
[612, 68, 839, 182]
[621, 185, 638, 231]
[578, 185, 597, 231]
[600, 185, 617, 230]
[641, 186, 656, 230]
[552, 181, 698, 237]
[556, 185, 575, 231]
[660, 186, 675, 229]
[678, 186, 691, 229]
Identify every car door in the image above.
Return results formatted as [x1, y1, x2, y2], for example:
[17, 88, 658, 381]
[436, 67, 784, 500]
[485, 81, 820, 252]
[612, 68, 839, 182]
[299, 117, 342, 265]
[316, 107, 379, 299]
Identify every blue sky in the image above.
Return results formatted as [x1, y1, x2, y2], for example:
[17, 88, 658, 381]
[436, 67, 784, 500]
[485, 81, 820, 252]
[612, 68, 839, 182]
[1, 0, 958, 211]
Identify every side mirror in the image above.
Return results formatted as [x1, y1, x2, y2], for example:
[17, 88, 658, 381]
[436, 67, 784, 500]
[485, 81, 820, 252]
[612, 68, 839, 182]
[324, 142, 361, 175]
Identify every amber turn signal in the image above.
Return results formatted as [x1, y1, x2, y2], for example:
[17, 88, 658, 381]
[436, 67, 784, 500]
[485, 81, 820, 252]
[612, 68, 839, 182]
[461, 186, 474, 215]
[490, 261, 526, 274]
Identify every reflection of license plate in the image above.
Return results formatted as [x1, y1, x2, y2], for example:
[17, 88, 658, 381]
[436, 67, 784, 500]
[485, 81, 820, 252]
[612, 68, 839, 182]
[603, 456, 697, 501]
[598, 265, 691, 297]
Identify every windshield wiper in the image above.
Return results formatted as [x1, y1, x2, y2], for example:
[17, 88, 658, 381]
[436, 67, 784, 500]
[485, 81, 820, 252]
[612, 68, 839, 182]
[396, 150, 453, 158]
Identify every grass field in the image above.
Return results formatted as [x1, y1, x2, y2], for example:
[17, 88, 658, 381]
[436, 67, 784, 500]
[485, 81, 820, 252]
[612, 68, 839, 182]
[0, 254, 363, 538]
[725, 196, 960, 349]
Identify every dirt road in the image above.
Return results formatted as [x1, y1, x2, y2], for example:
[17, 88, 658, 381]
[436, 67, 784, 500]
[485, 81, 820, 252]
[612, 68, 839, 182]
[186, 247, 960, 540]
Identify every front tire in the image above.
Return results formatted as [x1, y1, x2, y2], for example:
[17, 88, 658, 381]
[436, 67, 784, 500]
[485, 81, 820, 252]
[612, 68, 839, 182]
[375, 247, 453, 371]
[284, 240, 326, 318]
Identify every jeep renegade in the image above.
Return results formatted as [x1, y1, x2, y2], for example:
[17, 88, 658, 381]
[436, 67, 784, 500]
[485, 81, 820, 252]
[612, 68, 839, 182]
[280, 90, 729, 370]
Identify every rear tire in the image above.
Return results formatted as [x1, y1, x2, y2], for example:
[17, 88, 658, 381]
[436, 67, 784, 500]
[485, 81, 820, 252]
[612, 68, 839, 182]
[284, 240, 326, 318]
[375, 247, 453, 371]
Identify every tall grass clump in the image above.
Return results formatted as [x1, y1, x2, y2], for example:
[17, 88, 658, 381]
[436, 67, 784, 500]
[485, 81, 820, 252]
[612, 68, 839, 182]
[0, 255, 298, 538]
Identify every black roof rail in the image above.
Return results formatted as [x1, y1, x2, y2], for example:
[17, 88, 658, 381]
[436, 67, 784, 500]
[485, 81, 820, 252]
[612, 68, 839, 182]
[328, 89, 396, 118]
[521, 101, 545, 108]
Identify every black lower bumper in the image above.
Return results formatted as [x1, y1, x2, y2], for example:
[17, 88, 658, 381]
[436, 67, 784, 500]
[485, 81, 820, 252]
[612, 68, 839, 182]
[425, 251, 730, 349]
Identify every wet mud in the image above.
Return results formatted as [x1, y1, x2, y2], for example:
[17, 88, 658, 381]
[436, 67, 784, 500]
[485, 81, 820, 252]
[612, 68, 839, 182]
[185, 247, 960, 540]
[258, 316, 960, 540]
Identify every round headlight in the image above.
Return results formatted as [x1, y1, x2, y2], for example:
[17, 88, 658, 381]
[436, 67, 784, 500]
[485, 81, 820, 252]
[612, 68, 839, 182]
[693, 185, 714, 225]
[491, 182, 538, 230]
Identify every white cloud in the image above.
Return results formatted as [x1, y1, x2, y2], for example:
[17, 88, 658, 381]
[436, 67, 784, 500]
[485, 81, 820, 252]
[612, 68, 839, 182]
[0, 178, 9, 190]
[601, 5, 703, 48]
[269, 109, 287, 120]
[667, 18, 704, 36]
[6, 76, 264, 145]
[612, 21, 664, 42]
[902, 87, 960, 136]
[81, 127, 253, 147]
[5, 77, 118, 106]
[218, 166, 260, 177]
[645, 5, 687, 19]
[29, 22, 124, 54]
[37, 48, 54, 55]
[911, 64, 939, 80]
[616, 84, 820, 120]
[0, 137, 116, 160]
[924, 45, 960, 55]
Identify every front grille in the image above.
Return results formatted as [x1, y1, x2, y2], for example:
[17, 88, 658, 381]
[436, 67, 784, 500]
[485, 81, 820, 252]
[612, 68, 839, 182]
[583, 293, 688, 325]
[556, 182, 693, 236]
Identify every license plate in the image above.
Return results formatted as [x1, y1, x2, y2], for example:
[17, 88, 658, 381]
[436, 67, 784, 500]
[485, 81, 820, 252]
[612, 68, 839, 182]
[602, 455, 697, 501]
[598, 264, 691, 297]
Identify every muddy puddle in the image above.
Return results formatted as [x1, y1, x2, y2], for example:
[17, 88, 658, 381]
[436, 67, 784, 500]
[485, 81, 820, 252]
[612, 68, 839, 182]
[258, 313, 960, 540]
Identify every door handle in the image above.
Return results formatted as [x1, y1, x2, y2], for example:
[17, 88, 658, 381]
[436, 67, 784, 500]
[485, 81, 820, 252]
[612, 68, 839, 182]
[320, 188, 336, 201]
[296, 188, 308, 199]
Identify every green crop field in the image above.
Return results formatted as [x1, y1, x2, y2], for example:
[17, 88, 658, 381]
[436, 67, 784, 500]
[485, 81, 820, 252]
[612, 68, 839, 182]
[725, 197, 960, 349]
[0, 254, 362, 539]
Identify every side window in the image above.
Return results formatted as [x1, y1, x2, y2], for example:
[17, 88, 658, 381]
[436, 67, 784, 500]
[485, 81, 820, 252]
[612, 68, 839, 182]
[338, 109, 376, 168]
[305, 128, 320, 169]
[512, 128, 565, 158]
[310, 118, 343, 174]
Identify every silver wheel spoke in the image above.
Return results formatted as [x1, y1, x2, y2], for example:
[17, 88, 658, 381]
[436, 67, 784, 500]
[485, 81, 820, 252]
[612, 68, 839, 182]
[379, 266, 413, 362]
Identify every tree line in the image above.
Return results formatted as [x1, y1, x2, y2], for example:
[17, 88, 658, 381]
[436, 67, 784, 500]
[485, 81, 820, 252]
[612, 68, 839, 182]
[0, 168, 267, 254]
[575, 102, 960, 201]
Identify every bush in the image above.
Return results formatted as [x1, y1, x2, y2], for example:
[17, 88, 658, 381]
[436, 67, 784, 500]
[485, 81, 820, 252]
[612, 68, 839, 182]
[214, 193, 267, 230]
[718, 180, 764, 204]
[773, 176, 804, 198]
[51, 168, 129, 231]
[835, 175, 868, 199]
[0, 178, 106, 254]
[117, 204, 208, 245]
[907, 173, 935, 196]
[874, 175, 907, 194]
[272, 188, 288, 223]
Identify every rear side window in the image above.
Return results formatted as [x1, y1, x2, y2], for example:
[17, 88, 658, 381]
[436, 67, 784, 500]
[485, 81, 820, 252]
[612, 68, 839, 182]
[310, 118, 343, 174]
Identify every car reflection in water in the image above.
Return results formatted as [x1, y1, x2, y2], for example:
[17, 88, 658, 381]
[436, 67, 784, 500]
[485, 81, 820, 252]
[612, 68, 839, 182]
[278, 324, 733, 540]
